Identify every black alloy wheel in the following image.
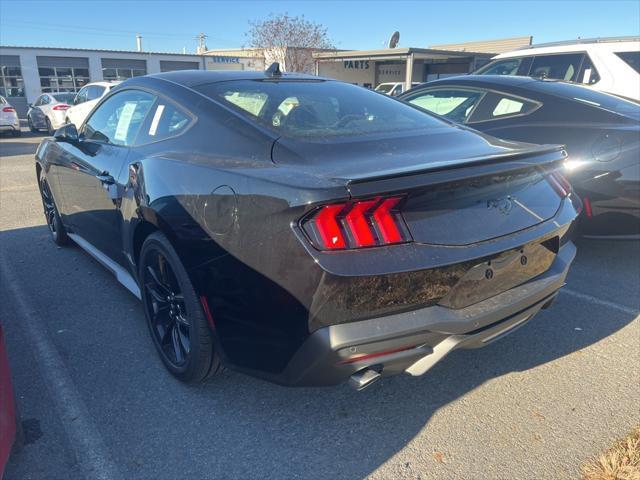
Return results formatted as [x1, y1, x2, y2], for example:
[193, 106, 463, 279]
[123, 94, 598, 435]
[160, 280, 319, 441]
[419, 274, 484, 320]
[39, 176, 68, 246]
[139, 232, 219, 382]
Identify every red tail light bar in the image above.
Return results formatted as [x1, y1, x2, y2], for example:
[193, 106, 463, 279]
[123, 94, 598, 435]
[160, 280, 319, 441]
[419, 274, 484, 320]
[547, 171, 572, 198]
[2, 107, 15, 113]
[302, 196, 411, 251]
[53, 104, 70, 111]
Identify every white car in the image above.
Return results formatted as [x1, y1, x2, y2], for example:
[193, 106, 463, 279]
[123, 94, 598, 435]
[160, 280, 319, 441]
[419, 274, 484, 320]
[0, 96, 21, 137]
[375, 82, 421, 96]
[474, 37, 640, 100]
[27, 92, 76, 135]
[65, 81, 120, 127]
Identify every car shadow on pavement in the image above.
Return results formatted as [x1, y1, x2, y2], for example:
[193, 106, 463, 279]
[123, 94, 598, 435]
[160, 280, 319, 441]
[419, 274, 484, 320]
[1, 224, 638, 480]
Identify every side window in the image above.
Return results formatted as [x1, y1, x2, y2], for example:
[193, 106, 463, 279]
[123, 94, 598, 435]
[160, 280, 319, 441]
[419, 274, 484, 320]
[530, 53, 584, 82]
[577, 55, 601, 85]
[404, 89, 485, 123]
[83, 90, 156, 146]
[41, 95, 50, 105]
[468, 92, 540, 123]
[476, 58, 524, 76]
[75, 87, 89, 105]
[87, 85, 106, 100]
[134, 101, 192, 145]
[615, 51, 640, 74]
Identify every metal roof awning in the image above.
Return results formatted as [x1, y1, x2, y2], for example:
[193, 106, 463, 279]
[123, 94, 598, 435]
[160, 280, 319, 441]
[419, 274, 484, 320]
[313, 47, 491, 62]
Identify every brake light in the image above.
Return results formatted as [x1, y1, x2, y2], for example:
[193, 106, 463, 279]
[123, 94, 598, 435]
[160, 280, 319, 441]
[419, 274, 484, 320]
[303, 196, 411, 250]
[2, 107, 15, 113]
[583, 196, 593, 217]
[53, 104, 70, 110]
[547, 171, 572, 198]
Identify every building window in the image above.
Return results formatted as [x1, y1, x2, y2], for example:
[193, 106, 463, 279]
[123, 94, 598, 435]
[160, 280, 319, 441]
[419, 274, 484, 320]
[102, 67, 146, 81]
[0, 64, 25, 97]
[39, 66, 90, 93]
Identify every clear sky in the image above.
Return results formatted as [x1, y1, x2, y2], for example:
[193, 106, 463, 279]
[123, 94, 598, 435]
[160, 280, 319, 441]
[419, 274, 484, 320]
[0, 0, 638, 53]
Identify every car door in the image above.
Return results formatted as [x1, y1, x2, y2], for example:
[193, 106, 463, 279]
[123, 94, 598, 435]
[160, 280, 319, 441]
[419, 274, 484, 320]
[55, 89, 157, 266]
[30, 95, 48, 128]
[68, 86, 89, 126]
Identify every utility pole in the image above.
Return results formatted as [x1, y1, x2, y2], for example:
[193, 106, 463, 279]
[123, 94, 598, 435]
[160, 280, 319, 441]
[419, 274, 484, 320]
[195, 33, 208, 54]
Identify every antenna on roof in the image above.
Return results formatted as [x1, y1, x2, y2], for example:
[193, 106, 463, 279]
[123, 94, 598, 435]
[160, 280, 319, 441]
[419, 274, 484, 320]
[388, 31, 400, 49]
[266, 62, 282, 77]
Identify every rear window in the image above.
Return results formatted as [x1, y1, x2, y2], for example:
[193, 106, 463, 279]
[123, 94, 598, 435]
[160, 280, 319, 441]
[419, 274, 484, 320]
[530, 81, 640, 120]
[615, 51, 640, 73]
[196, 80, 445, 139]
[52, 93, 75, 103]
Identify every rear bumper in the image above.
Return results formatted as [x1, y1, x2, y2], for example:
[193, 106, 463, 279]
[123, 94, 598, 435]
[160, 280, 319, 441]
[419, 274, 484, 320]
[274, 241, 576, 387]
[0, 124, 19, 133]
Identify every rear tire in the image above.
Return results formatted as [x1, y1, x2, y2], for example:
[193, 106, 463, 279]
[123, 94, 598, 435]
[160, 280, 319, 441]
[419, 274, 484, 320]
[139, 232, 220, 383]
[11, 129, 21, 137]
[46, 118, 54, 136]
[38, 176, 69, 246]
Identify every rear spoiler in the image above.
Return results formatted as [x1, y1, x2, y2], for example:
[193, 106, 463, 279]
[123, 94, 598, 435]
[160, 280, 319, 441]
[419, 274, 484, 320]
[343, 145, 567, 198]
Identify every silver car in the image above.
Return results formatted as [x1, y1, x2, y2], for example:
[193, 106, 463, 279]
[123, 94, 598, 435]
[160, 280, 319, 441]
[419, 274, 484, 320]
[27, 92, 76, 135]
[0, 96, 21, 137]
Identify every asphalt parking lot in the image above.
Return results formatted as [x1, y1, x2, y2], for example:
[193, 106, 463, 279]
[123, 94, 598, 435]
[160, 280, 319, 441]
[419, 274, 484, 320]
[1, 128, 638, 480]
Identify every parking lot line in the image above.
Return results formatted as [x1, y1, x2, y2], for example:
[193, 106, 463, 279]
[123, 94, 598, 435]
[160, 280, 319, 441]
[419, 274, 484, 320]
[562, 287, 639, 316]
[0, 255, 124, 480]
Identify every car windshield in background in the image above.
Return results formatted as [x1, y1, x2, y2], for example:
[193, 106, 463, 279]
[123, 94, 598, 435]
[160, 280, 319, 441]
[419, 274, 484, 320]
[374, 84, 395, 93]
[52, 93, 76, 103]
[196, 80, 445, 138]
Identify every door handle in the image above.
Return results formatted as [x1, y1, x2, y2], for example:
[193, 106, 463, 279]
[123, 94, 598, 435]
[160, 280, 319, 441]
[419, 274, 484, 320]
[96, 173, 115, 185]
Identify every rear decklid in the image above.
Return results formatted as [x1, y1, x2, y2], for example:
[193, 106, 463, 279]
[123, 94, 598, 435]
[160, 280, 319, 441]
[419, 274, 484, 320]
[273, 127, 568, 246]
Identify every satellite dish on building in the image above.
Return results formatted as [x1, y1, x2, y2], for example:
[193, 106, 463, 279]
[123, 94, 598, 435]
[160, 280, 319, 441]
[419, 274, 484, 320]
[388, 31, 400, 49]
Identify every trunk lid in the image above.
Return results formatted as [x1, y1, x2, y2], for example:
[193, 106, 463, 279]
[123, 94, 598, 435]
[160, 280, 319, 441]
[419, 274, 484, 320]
[274, 128, 567, 245]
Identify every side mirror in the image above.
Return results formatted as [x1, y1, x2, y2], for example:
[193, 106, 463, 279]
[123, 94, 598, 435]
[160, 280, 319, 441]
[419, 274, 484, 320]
[54, 123, 79, 143]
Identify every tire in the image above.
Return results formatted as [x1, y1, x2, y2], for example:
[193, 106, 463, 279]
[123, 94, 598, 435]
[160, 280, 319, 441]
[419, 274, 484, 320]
[11, 129, 21, 137]
[27, 115, 37, 133]
[38, 175, 69, 246]
[139, 232, 220, 383]
[46, 118, 54, 136]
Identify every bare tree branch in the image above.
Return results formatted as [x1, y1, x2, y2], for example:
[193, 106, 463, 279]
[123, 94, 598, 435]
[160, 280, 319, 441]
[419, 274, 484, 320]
[246, 13, 335, 73]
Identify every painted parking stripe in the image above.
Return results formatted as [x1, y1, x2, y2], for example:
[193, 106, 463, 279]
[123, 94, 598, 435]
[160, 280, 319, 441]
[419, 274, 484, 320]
[562, 288, 639, 316]
[0, 256, 124, 480]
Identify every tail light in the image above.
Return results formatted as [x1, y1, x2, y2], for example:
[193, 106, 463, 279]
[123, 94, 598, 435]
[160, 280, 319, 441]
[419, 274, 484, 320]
[53, 104, 70, 111]
[2, 106, 15, 113]
[302, 196, 411, 250]
[547, 171, 572, 198]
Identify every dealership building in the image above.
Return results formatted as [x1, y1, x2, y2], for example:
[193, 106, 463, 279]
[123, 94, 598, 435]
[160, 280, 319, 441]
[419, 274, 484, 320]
[1, 36, 531, 116]
[314, 36, 532, 89]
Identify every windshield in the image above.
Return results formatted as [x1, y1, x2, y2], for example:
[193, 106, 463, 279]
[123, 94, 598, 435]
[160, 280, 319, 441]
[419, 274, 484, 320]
[374, 83, 395, 93]
[52, 93, 76, 103]
[196, 80, 445, 139]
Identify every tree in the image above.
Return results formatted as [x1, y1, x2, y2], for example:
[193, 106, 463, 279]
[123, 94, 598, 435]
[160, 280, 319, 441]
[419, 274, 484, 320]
[246, 14, 334, 73]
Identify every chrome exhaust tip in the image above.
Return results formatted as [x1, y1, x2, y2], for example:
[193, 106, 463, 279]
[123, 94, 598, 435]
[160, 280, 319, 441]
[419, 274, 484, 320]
[349, 367, 382, 391]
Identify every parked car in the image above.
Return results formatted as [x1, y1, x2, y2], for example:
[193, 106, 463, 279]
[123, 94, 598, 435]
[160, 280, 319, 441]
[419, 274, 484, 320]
[36, 68, 579, 390]
[27, 92, 76, 135]
[0, 96, 21, 137]
[65, 81, 121, 128]
[0, 320, 20, 478]
[375, 82, 421, 96]
[474, 37, 640, 100]
[400, 75, 640, 238]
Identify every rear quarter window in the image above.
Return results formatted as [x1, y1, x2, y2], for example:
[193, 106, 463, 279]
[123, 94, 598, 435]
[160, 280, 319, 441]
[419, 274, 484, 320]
[615, 51, 640, 73]
[468, 92, 541, 123]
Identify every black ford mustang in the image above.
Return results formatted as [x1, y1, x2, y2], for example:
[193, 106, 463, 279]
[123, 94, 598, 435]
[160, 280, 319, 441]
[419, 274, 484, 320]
[400, 75, 640, 238]
[36, 68, 579, 389]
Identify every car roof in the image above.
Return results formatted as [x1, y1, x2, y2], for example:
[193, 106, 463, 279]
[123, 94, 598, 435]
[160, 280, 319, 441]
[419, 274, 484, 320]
[494, 39, 640, 58]
[147, 69, 325, 88]
[86, 81, 121, 87]
[415, 75, 541, 89]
